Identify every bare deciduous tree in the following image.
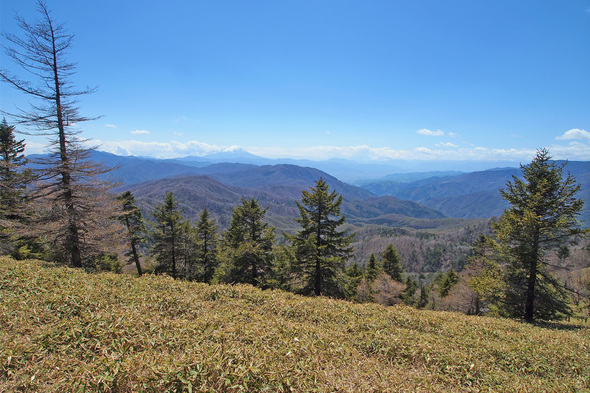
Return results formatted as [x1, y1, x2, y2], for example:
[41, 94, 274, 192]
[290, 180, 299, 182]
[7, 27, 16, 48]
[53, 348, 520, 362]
[1, 1, 121, 267]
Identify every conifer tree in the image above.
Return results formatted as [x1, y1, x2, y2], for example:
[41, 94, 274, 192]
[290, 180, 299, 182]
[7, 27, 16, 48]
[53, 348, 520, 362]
[289, 178, 354, 297]
[365, 253, 382, 282]
[0, 119, 28, 219]
[151, 191, 186, 279]
[438, 269, 459, 298]
[0, 119, 34, 255]
[195, 208, 219, 283]
[382, 244, 404, 282]
[344, 262, 365, 300]
[402, 277, 418, 306]
[217, 198, 275, 286]
[117, 191, 146, 276]
[465, 235, 506, 316]
[495, 148, 586, 322]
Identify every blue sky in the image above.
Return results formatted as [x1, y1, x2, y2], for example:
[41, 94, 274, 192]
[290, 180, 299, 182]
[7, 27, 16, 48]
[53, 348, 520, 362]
[1, 0, 589, 166]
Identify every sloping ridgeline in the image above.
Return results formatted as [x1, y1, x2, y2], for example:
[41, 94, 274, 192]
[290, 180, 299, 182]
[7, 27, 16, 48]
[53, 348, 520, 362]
[358, 161, 590, 223]
[117, 164, 444, 232]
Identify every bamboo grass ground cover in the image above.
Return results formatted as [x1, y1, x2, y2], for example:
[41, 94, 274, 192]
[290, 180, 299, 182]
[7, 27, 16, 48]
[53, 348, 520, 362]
[1, 257, 588, 392]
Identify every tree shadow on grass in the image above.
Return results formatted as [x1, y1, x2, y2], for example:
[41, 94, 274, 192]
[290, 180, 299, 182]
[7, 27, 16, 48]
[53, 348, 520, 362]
[533, 320, 588, 331]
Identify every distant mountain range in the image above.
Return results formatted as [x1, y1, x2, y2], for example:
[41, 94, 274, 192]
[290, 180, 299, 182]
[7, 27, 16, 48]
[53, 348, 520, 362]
[95, 148, 524, 182]
[29, 150, 589, 228]
[357, 162, 590, 223]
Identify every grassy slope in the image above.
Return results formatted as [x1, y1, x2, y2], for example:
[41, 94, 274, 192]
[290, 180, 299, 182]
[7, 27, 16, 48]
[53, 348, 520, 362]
[1, 257, 589, 392]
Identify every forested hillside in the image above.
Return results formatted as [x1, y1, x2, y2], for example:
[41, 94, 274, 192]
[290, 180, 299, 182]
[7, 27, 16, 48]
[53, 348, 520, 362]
[358, 162, 590, 222]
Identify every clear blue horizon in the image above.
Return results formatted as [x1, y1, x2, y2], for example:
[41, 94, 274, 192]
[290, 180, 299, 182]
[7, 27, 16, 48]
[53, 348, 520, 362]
[1, 0, 589, 164]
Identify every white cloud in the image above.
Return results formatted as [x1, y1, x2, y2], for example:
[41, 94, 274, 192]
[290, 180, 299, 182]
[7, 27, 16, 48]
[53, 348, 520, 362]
[555, 128, 590, 141]
[131, 130, 151, 135]
[20, 140, 47, 155]
[105, 124, 117, 128]
[91, 137, 590, 163]
[436, 142, 458, 148]
[250, 144, 589, 162]
[417, 128, 444, 136]
[95, 139, 232, 158]
[448, 132, 459, 138]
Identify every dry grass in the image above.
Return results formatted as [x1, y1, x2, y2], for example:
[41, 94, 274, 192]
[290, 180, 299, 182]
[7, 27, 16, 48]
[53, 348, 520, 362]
[1, 256, 589, 392]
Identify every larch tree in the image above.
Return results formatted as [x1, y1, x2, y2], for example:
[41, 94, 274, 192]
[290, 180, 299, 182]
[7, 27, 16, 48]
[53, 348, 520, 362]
[117, 191, 146, 276]
[494, 148, 586, 322]
[217, 198, 275, 287]
[289, 178, 354, 297]
[1, 1, 118, 267]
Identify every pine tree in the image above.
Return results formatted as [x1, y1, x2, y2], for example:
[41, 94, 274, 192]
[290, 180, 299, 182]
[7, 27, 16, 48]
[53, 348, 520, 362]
[494, 148, 586, 322]
[217, 198, 275, 287]
[382, 244, 404, 282]
[117, 191, 146, 276]
[195, 208, 219, 283]
[289, 178, 354, 297]
[151, 192, 187, 279]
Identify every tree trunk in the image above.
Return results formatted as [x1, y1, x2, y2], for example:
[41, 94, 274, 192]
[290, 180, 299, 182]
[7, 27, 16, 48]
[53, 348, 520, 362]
[524, 259, 537, 322]
[130, 239, 142, 276]
[65, 188, 82, 268]
[524, 238, 539, 322]
[314, 255, 321, 296]
[171, 238, 176, 279]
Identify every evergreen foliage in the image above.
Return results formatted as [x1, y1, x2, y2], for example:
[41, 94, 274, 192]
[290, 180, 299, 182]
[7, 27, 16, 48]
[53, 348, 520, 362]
[402, 277, 418, 306]
[438, 269, 460, 298]
[0, 119, 33, 255]
[217, 198, 275, 287]
[365, 253, 382, 282]
[289, 178, 354, 297]
[117, 191, 146, 276]
[494, 148, 587, 322]
[465, 235, 507, 316]
[0, 119, 28, 221]
[151, 191, 187, 279]
[344, 262, 365, 300]
[382, 243, 404, 282]
[194, 208, 219, 283]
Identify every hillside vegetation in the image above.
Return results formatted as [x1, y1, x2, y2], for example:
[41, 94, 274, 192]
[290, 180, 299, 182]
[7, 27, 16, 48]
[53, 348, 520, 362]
[2, 257, 588, 392]
[358, 161, 590, 222]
